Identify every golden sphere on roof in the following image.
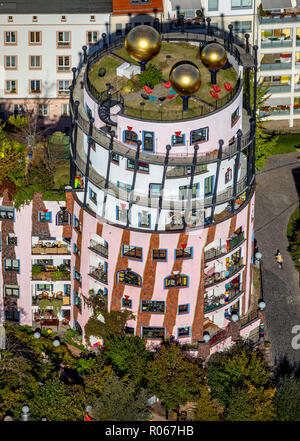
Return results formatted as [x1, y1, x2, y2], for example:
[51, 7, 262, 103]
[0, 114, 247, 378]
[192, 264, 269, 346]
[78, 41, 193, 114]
[169, 61, 201, 96]
[125, 25, 162, 63]
[200, 42, 227, 71]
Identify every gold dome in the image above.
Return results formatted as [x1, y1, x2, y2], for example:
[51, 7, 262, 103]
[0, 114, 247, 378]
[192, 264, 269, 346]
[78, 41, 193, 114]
[200, 42, 227, 71]
[125, 25, 162, 63]
[169, 61, 201, 96]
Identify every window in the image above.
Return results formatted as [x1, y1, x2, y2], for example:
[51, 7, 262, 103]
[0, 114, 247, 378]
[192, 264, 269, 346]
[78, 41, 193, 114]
[57, 55, 71, 72]
[7, 234, 17, 245]
[171, 133, 185, 146]
[143, 131, 154, 152]
[8, 16, 13, 22]
[118, 270, 142, 287]
[190, 127, 209, 144]
[149, 183, 162, 198]
[57, 31, 71, 48]
[141, 300, 165, 313]
[116, 205, 128, 223]
[225, 168, 232, 184]
[5, 31, 17, 44]
[32, 15, 38, 22]
[73, 291, 82, 312]
[152, 249, 167, 261]
[74, 270, 82, 283]
[5, 80, 17, 94]
[90, 15, 96, 22]
[89, 189, 97, 204]
[125, 326, 134, 335]
[177, 326, 190, 337]
[56, 208, 70, 225]
[5, 259, 20, 272]
[138, 212, 151, 228]
[122, 245, 142, 260]
[4, 285, 19, 297]
[112, 153, 119, 164]
[127, 159, 149, 173]
[87, 31, 99, 44]
[116, 24, 122, 35]
[0, 206, 14, 220]
[30, 80, 41, 93]
[58, 80, 71, 96]
[29, 55, 41, 69]
[231, 107, 240, 126]
[123, 130, 138, 145]
[73, 243, 80, 256]
[179, 183, 199, 200]
[122, 297, 132, 308]
[5, 309, 19, 322]
[208, 0, 218, 11]
[62, 103, 70, 116]
[231, 0, 252, 9]
[38, 104, 49, 117]
[204, 176, 213, 197]
[61, 15, 67, 22]
[13, 104, 25, 115]
[142, 327, 165, 339]
[178, 304, 190, 314]
[29, 31, 41, 44]
[39, 211, 52, 222]
[232, 21, 252, 33]
[5, 55, 17, 69]
[73, 215, 80, 231]
[117, 181, 132, 192]
[175, 247, 193, 259]
[164, 274, 188, 288]
[36, 284, 53, 291]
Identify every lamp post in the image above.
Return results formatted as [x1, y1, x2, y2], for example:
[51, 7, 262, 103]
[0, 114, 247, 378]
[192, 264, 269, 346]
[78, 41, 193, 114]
[20, 405, 30, 421]
[33, 328, 61, 347]
[255, 251, 262, 269]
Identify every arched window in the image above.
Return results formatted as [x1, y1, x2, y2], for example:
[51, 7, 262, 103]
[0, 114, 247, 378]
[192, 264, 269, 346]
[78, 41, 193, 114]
[123, 130, 138, 146]
[56, 208, 71, 225]
[117, 269, 142, 287]
[225, 168, 232, 184]
[164, 274, 189, 288]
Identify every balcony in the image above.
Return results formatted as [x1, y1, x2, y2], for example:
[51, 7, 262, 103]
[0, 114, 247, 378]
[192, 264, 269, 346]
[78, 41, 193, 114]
[88, 266, 108, 284]
[204, 288, 243, 313]
[204, 232, 245, 262]
[260, 62, 292, 71]
[88, 240, 108, 258]
[32, 291, 71, 306]
[261, 39, 293, 48]
[264, 84, 291, 93]
[32, 263, 71, 281]
[259, 105, 291, 116]
[32, 241, 71, 255]
[204, 259, 244, 288]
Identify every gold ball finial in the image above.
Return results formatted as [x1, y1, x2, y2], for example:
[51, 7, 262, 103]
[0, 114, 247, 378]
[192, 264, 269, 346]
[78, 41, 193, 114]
[125, 25, 162, 63]
[169, 61, 201, 96]
[200, 42, 227, 71]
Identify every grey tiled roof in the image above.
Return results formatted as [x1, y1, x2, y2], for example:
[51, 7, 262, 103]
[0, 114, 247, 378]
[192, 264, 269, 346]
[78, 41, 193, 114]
[0, 1, 113, 14]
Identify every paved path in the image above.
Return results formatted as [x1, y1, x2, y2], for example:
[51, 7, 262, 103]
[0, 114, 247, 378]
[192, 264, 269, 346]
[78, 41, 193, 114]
[255, 152, 300, 369]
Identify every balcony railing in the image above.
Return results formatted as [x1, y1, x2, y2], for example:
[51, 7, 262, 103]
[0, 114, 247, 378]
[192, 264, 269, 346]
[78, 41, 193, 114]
[89, 266, 108, 284]
[89, 240, 108, 258]
[204, 259, 244, 288]
[259, 14, 300, 24]
[260, 62, 292, 71]
[261, 40, 293, 48]
[32, 243, 71, 255]
[204, 232, 245, 262]
[265, 85, 291, 93]
[204, 289, 243, 313]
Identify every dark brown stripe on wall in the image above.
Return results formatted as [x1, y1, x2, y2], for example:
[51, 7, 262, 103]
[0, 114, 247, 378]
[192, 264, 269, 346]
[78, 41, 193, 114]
[163, 233, 189, 338]
[205, 224, 216, 246]
[135, 233, 159, 336]
[110, 229, 130, 311]
[96, 222, 103, 238]
[228, 213, 237, 238]
[63, 191, 74, 239]
[191, 249, 205, 343]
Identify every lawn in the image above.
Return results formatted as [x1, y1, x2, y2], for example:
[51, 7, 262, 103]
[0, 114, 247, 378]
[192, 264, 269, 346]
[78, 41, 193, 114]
[88, 42, 238, 120]
[268, 134, 300, 155]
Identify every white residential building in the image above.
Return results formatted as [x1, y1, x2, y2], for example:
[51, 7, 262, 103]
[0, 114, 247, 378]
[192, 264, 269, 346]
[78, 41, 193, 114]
[0, 1, 112, 133]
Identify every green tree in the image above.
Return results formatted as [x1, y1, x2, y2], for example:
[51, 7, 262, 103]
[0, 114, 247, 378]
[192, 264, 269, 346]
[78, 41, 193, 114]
[194, 383, 221, 421]
[225, 385, 276, 421]
[138, 63, 163, 88]
[147, 341, 204, 416]
[206, 341, 270, 407]
[0, 122, 26, 188]
[104, 335, 152, 388]
[90, 373, 149, 421]
[274, 375, 300, 421]
[29, 380, 85, 421]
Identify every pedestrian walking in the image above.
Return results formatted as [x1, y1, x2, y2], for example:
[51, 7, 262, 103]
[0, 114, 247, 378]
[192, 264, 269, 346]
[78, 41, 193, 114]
[276, 251, 283, 269]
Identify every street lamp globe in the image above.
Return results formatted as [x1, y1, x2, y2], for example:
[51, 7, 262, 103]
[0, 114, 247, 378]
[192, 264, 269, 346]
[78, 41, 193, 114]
[258, 300, 266, 310]
[255, 252, 262, 261]
[231, 312, 239, 322]
[203, 331, 210, 343]
[53, 338, 60, 347]
[33, 330, 41, 339]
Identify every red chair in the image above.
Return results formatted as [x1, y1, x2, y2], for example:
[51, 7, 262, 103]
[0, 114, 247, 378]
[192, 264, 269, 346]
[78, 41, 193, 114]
[143, 85, 152, 94]
[166, 94, 175, 99]
[164, 81, 171, 88]
[224, 82, 232, 92]
[212, 84, 221, 93]
[210, 91, 219, 99]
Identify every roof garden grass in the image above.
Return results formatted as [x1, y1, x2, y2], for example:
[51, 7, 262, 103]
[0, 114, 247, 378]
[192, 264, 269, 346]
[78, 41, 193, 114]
[88, 42, 238, 120]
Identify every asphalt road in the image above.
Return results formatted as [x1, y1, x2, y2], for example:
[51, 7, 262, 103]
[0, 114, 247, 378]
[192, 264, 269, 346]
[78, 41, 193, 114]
[255, 152, 300, 370]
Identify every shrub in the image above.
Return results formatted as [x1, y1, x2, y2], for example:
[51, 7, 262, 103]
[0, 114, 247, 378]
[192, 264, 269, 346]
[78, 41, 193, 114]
[32, 264, 43, 276]
[98, 67, 106, 77]
[138, 64, 162, 88]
